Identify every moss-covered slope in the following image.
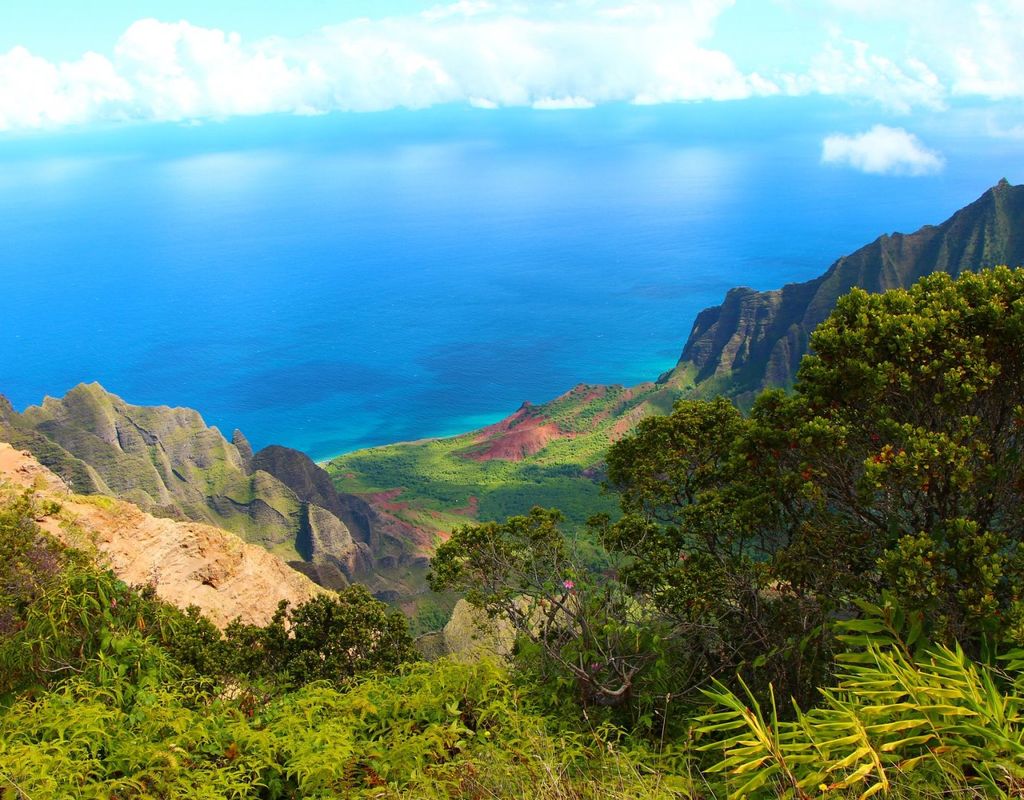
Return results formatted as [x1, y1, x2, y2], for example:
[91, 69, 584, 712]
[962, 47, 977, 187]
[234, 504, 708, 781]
[666, 178, 1024, 403]
[0, 384, 385, 586]
[327, 180, 1024, 558]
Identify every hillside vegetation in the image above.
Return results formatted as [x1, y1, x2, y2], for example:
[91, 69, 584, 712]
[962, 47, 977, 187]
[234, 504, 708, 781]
[3, 267, 1024, 798]
[328, 180, 1024, 583]
[326, 382, 680, 542]
[0, 384, 434, 609]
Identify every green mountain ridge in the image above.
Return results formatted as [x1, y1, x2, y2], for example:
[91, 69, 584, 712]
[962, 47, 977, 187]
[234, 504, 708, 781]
[328, 179, 1024, 550]
[667, 177, 1024, 402]
[0, 382, 427, 604]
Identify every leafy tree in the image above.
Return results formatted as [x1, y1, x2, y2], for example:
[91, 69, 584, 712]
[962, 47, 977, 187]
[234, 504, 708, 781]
[602, 396, 836, 707]
[430, 508, 681, 727]
[784, 268, 1024, 644]
[222, 587, 418, 687]
[605, 267, 1024, 689]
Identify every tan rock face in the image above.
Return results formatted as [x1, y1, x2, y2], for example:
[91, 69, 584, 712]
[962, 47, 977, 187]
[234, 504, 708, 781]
[440, 599, 513, 662]
[305, 503, 373, 579]
[0, 442, 326, 628]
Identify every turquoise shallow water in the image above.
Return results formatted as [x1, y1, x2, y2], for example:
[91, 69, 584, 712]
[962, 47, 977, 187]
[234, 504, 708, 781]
[1, 102, 1019, 460]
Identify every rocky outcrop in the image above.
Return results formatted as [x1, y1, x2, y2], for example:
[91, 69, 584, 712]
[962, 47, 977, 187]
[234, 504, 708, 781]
[252, 444, 353, 524]
[668, 179, 1024, 402]
[232, 429, 255, 465]
[0, 442, 325, 628]
[249, 445, 388, 581]
[248, 444, 436, 599]
[416, 599, 513, 661]
[302, 503, 374, 578]
[0, 384, 393, 586]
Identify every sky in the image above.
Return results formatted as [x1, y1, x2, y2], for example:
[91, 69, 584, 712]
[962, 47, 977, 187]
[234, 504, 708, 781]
[1, 1, 1023, 175]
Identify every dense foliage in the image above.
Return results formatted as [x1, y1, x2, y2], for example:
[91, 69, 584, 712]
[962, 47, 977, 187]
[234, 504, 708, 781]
[0, 491, 684, 798]
[698, 603, 1024, 798]
[433, 268, 1024, 728]
[5, 267, 1024, 797]
[0, 491, 415, 702]
[429, 507, 679, 723]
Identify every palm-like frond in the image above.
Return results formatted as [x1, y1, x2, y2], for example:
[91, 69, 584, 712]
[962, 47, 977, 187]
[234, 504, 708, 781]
[698, 629, 1024, 798]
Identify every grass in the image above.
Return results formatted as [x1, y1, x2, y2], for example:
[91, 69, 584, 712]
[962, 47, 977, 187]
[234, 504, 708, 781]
[326, 377, 695, 536]
[321, 376, 711, 620]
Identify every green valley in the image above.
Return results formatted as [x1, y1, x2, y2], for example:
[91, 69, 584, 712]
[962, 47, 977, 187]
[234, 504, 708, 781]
[5, 264, 1024, 798]
[327, 179, 1024, 557]
[327, 381, 684, 533]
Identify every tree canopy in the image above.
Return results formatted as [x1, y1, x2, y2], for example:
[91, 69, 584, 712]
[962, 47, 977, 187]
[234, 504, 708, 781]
[432, 267, 1024, 719]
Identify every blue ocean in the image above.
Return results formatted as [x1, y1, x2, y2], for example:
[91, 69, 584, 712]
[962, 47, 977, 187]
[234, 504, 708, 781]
[1, 101, 1019, 460]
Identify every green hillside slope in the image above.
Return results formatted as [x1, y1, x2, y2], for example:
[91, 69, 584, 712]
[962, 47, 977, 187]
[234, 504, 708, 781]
[328, 180, 1024, 550]
[667, 177, 1024, 403]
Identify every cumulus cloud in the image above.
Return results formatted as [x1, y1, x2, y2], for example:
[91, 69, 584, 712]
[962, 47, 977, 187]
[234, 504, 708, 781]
[783, 37, 946, 113]
[0, 47, 132, 130]
[949, 1, 1024, 99]
[3, 0, 1024, 133]
[0, 1, 777, 132]
[789, 0, 1024, 108]
[821, 125, 945, 175]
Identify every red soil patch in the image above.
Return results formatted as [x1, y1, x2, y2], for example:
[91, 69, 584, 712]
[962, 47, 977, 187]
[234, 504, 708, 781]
[358, 489, 437, 552]
[451, 495, 479, 517]
[461, 406, 568, 461]
[560, 384, 606, 404]
[611, 417, 635, 438]
[473, 404, 540, 439]
[465, 422, 565, 462]
[366, 488, 410, 513]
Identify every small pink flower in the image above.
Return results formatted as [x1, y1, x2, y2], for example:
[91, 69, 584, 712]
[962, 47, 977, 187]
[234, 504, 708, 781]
[110, 598, 118, 609]
[562, 579, 575, 591]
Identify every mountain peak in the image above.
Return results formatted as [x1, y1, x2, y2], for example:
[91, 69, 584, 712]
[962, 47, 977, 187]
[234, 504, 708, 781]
[667, 180, 1024, 402]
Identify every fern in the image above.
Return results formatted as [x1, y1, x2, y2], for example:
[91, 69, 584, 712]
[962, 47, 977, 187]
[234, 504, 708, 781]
[698, 620, 1024, 799]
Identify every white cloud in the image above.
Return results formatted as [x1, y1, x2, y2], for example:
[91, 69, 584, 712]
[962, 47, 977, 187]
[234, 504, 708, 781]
[950, 1, 1024, 99]
[532, 96, 595, 110]
[0, 47, 133, 130]
[821, 125, 945, 175]
[114, 20, 315, 119]
[784, 38, 946, 113]
[3, 0, 1024, 133]
[787, 0, 1024, 107]
[0, 2, 774, 132]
